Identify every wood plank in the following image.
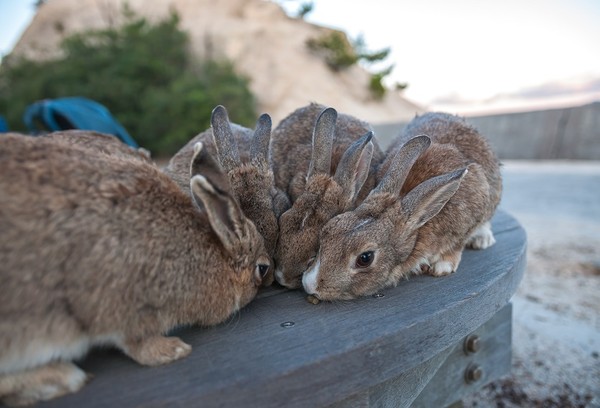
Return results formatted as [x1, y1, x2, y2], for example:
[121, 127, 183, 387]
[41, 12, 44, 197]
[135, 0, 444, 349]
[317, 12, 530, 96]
[328, 304, 512, 408]
[410, 303, 512, 407]
[38, 210, 526, 408]
[329, 344, 454, 408]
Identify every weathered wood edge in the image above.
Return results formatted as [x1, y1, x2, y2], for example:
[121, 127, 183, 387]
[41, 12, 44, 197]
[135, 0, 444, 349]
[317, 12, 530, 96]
[328, 304, 512, 408]
[38, 209, 526, 408]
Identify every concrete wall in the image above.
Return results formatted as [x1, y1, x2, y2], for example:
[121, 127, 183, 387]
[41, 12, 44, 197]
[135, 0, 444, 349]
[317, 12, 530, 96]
[372, 102, 600, 160]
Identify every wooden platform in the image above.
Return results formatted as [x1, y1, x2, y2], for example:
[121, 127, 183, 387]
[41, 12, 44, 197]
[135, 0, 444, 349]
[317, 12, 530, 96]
[38, 210, 526, 408]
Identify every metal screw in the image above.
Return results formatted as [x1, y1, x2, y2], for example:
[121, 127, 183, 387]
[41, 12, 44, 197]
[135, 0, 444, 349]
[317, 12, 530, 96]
[372, 293, 385, 298]
[280, 321, 295, 328]
[464, 364, 483, 384]
[464, 335, 480, 354]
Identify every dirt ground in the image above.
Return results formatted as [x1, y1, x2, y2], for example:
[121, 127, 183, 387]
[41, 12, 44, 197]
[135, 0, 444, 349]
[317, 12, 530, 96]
[463, 161, 600, 408]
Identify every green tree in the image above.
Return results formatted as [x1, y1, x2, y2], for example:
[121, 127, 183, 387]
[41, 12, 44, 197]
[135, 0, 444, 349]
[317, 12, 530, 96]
[306, 31, 406, 99]
[306, 31, 358, 71]
[0, 10, 256, 155]
[296, 2, 314, 19]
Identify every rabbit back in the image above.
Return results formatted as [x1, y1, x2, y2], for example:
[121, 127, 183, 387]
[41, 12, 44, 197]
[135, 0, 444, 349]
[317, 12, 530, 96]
[43, 130, 153, 162]
[390, 112, 502, 210]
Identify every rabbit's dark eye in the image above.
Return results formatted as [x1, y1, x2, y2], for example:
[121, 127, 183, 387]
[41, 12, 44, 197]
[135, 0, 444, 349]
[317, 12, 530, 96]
[258, 264, 269, 279]
[355, 251, 374, 268]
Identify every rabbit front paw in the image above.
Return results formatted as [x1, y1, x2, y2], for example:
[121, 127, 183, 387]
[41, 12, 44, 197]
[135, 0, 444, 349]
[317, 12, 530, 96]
[426, 249, 463, 277]
[0, 362, 88, 406]
[466, 222, 496, 249]
[125, 335, 192, 366]
[430, 260, 457, 277]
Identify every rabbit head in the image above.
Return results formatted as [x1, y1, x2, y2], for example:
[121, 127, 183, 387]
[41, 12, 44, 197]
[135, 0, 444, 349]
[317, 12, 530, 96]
[210, 106, 290, 267]
[274, 108, 375, 288]
[302, 135, 469, 300]
[189, 141, 272, 298]
[165, 106, 290, 286]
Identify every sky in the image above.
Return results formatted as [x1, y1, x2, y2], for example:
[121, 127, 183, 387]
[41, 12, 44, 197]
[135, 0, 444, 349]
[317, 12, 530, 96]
[1, 0, 600, 115]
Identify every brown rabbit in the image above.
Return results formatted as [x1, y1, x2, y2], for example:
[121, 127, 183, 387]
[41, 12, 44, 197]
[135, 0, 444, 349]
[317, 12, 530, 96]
[0, 134, 270, 406]
[302, 112, 502, 300]
[163, 106, 290, 285]
[271, 104, 385, 288]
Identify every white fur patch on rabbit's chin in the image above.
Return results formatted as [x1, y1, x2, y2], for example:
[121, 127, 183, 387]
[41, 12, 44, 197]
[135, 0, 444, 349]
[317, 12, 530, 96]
[302, 260, 320, 295]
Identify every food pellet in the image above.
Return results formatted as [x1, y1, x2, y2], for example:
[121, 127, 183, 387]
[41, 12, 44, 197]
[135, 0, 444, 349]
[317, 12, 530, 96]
[306, 295, 320, 305]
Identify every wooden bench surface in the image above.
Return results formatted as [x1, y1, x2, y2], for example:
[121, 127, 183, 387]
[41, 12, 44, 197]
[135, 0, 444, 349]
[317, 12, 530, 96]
[39, 210, 526, 408]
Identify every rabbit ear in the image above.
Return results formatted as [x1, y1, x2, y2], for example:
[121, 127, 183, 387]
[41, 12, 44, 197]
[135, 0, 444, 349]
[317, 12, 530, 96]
[250, 113, 272, 164]
[211, 105, 241, 173]
[333, 131, 374, 204]
[401, 167, 468, 230]
[189, 142, 232, 196]
[372, 135, 431, 195]
[190, 174, 248, 255]
[307, 107, 337, 179]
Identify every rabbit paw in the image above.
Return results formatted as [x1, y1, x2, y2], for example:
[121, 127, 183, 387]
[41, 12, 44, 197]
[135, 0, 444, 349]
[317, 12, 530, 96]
[426, 250, 463, 277]
[0, 362, 88, 406]
[430, 260, 456, 277]
[466, 222, 496, 249]
[125, 336, 192, 366]
[416, 259, 454, 276]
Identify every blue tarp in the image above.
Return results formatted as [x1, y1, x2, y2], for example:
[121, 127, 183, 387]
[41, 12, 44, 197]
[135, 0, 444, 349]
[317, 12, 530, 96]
[23, 97, 138, 147]
[0, 116, 7, 132]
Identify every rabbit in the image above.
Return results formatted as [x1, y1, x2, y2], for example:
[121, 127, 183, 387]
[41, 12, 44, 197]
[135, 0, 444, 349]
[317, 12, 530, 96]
[163, 106, 290, 285]
[0, 134, 271, 406]
[41, 130, 153, 162]
[270, 103, 385, 289]
[302, 112, 502, 300]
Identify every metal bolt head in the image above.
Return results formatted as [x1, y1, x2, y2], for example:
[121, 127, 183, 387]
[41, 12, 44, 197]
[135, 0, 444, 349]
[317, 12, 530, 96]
[464, 335, 480, 353]
[280, 321, 295, 328]
[465, 364, 483, 384]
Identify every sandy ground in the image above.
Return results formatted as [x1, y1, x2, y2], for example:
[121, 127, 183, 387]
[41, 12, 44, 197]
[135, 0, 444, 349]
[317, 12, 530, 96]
[464, 161, 600, 408]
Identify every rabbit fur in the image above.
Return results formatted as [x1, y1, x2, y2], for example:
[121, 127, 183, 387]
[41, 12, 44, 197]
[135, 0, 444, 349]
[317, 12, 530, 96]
[0, 134, 270, 405]
[271, 103, 385, 288]
[163, 106, 290, 285]
[41, 130, 153, 162]
[302, 112, 502, 300]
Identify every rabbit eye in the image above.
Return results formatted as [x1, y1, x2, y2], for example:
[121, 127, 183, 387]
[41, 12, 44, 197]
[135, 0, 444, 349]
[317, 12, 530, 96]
[306, 256, 316, 268]
[355, 251, 374, 268]
[257, 264, 270, 279]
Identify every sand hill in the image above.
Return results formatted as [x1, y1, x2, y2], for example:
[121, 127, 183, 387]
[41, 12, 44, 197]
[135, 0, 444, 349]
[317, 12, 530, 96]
[11, 0, 423, 124]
